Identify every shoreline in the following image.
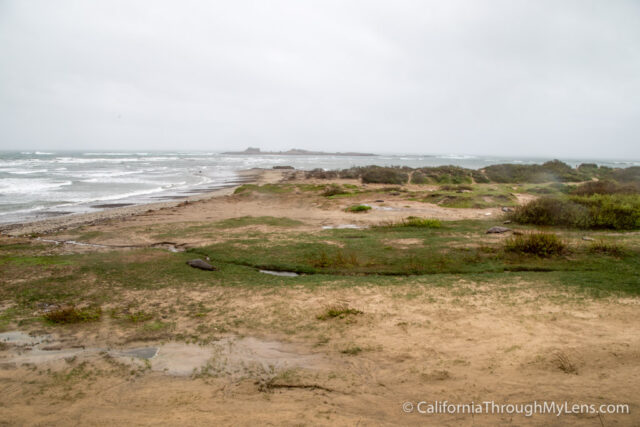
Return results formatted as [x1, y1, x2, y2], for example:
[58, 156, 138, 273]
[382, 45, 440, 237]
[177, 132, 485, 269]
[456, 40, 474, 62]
[0, 168, 268, 237]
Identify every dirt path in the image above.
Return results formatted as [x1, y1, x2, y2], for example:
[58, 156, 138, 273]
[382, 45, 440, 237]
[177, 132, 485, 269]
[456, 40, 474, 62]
[1, 283, 638, 425]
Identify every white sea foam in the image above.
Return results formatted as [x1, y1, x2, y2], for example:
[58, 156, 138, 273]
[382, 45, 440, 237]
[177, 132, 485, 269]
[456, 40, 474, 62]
[0, 179, 72, 194]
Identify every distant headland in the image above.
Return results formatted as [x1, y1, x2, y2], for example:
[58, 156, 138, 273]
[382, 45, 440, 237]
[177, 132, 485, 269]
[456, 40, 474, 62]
[222, 147, 376, 156]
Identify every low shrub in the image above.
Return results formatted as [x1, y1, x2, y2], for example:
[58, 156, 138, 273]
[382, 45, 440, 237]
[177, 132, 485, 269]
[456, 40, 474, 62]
[611, 166, 640, 183]
[569, 194, 640, 229]
[509, 195, 640, 230]
[377, 216, 442, 228]
[322, 184, 349, 197]
[439, 184, 473, 191]
[305, 168, 338, 179]
[504, 233, 566, 257]
[509, 198, 589, 227]
[415, 166, 475, 184]
[345, 204, 371, 213]
[317, 306, 363, 320]
[571, 180, 640, 196]
[310, 250, 359, 268]
[484, 160, 588, 183]
[44, 306, 102, 324]
[588, 241, 627, 257]
[360, 167, 409, 184]
[411, 171, 429, 184]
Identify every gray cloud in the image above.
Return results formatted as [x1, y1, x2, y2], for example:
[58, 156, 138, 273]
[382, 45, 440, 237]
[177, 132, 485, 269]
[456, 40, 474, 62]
[1, 0, 639, 158]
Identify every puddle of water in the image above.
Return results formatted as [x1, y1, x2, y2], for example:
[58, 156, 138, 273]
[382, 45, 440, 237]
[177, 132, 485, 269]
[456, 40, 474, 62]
[149, 343, 213, 376]
[0, 331, 52, 346]
[36, 238, 109, 248]
[259, 270, 299, 277]
[322, 224, 364, 230]
[1, 331, 327, 378]
[118, 347, 158, 359]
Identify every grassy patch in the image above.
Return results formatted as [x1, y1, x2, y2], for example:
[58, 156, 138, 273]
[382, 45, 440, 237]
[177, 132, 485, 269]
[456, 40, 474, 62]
[345, 204, 372, 213]
[588, 241, 627, 257]
[233, 184, 293, 195]
[317, 306, 363, 320]
[504, 233, 566, 257]
[322, 184, 350, 197]
[44, 306, 102, 324]
[377, 217, 442, 229]
[215, 216, 303, 228]
[341, 344, 363, 355]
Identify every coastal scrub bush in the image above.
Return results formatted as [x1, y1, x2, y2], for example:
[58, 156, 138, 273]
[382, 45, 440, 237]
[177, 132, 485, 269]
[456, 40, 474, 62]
[44, 306, 102, 324]
[345, 204, 372, 213]
[414, 166, 475, 184]
[484, 160, 588, 183]
[411, 171, 429, 184]
[504, 233, 566, 257]
[317, 306, 363, 320]
[309, 250, 359, 268]
[588, 241, 627, 257]
[360, 166, 409, 184]
[509, 195, 640, 229]
[570, 180, 640, 196]
[376, 217, 442, 228]
[568, 194, 640, 229]
[305, 168, 338, 179]
[322, 184, 349, 197]
[508, 198, 589, 227]
[611, 166, 640, 183]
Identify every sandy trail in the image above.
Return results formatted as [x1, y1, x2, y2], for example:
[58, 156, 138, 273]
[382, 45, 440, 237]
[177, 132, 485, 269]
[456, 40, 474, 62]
[0, 283, 638, 425]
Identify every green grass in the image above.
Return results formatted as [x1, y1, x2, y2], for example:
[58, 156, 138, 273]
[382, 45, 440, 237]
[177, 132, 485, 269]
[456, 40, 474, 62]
[214, 216, 303, 228]
[588, 240, 627, 257]
[377, 217, 442, 229]
[1, 217, 640, 329]
[317, 306, 363, 320]
[44, 306, 102, 324]
[233, 184, 293, 195]
[345, 204, 372, 213]
[412, 184, 518, 208]
[504, 233, 566, 257]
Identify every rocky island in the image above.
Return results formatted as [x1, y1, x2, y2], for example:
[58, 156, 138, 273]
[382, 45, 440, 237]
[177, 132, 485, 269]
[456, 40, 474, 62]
[222, 147, 376, 156]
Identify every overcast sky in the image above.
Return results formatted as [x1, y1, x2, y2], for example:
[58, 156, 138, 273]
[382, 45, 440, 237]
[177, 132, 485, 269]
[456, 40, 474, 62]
[1, 1, 639, 158]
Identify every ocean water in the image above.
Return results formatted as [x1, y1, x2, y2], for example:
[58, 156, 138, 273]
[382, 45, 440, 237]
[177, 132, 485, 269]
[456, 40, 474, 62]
[0, 151, 638, 224]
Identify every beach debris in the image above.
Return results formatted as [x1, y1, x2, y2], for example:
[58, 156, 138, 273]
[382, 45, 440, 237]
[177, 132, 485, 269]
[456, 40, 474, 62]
[582, 236, 595, 241]
[374, 199, 384, 203]
[486, 226, 511, 234]
[36, 302, 61, 313]
[259, 270, 299, 277]
[501, 207, 514, 212]
[186, 259, 216, 271]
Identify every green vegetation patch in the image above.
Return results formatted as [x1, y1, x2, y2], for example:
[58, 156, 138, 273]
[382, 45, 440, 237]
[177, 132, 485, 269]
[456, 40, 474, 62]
[504, 233, 566, 257]
[215, 216, 303, 228]
[317, 306, 363, 320]
[509, 195, 640, 230]
[44, 306, 102, 324]
[233, 184, 294, 195]
[345, 204, 372, 213]
[377, 217, 442, 229]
